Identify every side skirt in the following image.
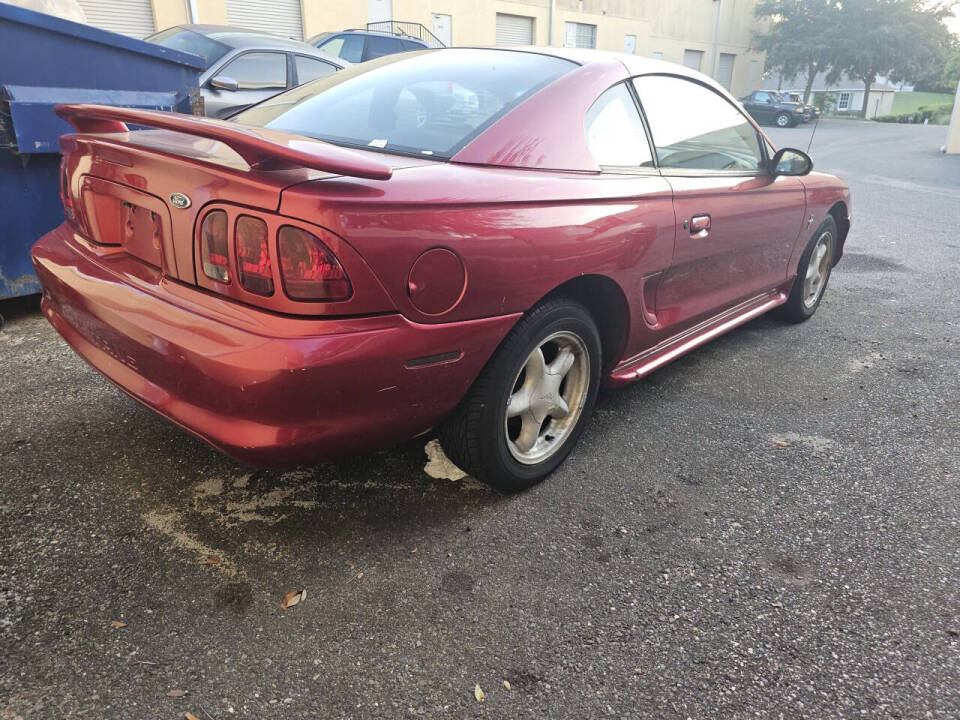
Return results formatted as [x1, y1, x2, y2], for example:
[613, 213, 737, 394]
[606, 289, 788, 387]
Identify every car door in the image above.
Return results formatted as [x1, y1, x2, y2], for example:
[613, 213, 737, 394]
[756, 91, 780, 123]
[203, 51, 290, 118]
[633, 75, 806, 329]
[581, 83, 676, 357]
[740, 91, 762, 121]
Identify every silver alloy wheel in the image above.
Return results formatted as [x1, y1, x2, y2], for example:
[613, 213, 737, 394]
[776, 113, 790, 127]
[803, 230, 833, 309]
[504, 331, 590, 465]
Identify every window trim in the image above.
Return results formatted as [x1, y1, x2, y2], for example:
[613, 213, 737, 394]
[213, 49, 291, 92]
[631, 73, 772, 178]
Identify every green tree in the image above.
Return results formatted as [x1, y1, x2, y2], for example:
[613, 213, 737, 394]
[829, 0, 955, 117]
[912, 38, 960, 93]
[752, 0, 843, 104]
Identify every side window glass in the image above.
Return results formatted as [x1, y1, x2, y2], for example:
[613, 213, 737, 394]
[318, 36, 344, 55]
[320, 35, 364, 63]
[295, 56, 337, 84]
[220, 52, 287, 90]
[584, 83, 653, 168]
[366, 36, 403, 60]
[633, 75, 763, 172]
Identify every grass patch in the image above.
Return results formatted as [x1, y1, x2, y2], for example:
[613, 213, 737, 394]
[891, 92, 954, 114]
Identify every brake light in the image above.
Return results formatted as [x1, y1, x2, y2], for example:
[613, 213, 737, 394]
[235, 215, 273, 296]
[60, 160, 80, 230]
[200, 210, 229, 282]
[277, 226, 351, 301]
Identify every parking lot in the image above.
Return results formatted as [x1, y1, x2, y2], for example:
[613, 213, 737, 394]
[2, 119, 959, 718]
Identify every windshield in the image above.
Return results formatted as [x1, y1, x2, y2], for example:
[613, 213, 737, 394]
[147, 27, 231, 67]
[232, 49, 576, 160]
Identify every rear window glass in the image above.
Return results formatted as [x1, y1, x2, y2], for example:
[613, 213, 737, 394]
[147, 27, 230, 67]
[232, 49, 576, 160]
[366, 35, 403, 59]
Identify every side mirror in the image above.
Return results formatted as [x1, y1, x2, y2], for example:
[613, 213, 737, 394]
[770, 147, 813, 176]
[209, 75, 239, 92]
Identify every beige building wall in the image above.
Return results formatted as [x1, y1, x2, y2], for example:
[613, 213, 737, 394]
[145, 0, 766, 96]
[947, 78, 960, 154]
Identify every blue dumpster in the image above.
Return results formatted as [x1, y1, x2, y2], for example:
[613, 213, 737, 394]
[0, 1, 203, 299]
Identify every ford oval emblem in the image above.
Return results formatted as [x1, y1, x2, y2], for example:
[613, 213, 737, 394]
[169, 192, 191, 209]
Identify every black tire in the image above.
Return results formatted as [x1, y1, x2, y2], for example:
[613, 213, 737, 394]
[775, 112, 793, 128]
[438, 298, 602, 493]
[773, 216, 838, 323]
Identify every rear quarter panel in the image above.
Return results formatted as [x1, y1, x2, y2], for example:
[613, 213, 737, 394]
[279, 163, 676, 364]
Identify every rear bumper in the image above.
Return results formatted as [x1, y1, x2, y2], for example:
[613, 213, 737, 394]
[32, 224, 518, 466]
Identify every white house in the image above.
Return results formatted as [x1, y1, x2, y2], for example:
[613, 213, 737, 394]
[763, 72, 897, 119]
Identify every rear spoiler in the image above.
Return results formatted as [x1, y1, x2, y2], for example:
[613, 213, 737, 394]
[55, 104, 393, 181]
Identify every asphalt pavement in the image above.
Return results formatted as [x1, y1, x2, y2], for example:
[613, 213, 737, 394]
[2, 119, 959, 718]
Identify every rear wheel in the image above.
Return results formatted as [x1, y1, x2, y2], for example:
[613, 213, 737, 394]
[775, 112, 793, 127]
[438, 299, 601, 493]
[773, 216, 837, 323]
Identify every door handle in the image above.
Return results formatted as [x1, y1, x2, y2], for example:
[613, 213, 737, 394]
[689, 214, 711, 238]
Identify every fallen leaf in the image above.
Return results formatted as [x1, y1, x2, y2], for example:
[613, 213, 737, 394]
[167, 689, 188, 697]
[503, 680, 511, 691]
[201, 556, 219, 565]
[281, 589, 307, 610]
[185, 713, 201, 720]
[410, 547, 418, 553]
[775, 440, 792, 448]
[111, 620, 127, 629]
[474, 684, 485, 703]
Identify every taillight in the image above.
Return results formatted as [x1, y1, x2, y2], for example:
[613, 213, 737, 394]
[200, 210, 230, 282]
[235, 215, 273, 296]
[277, 226, 351, 301]
[60, 160, 78, 227]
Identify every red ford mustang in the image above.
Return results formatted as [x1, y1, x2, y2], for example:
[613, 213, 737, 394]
[32, 47, 850, 491]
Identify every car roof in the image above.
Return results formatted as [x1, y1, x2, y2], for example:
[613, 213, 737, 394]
[176, 24, 335, 53]
[443, 46, 753, 171]
[503, 46, 712, 80]
[441, 46, 730, 96]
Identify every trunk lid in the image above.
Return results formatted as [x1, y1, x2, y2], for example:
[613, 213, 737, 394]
[62, 128, 333, 284]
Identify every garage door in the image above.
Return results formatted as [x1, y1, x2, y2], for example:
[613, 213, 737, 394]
[717, 53, 735, 90]
[682, 49, 703, 72]
[76, 0, 154, 38]
[226, 0, 303, 40]
[496, 13, 534, 46]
